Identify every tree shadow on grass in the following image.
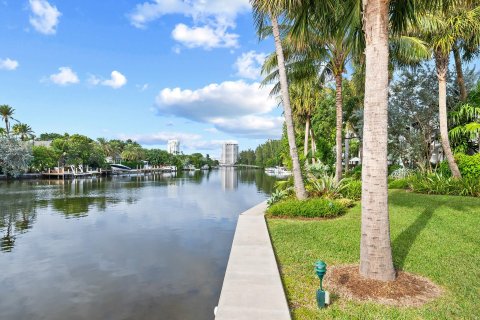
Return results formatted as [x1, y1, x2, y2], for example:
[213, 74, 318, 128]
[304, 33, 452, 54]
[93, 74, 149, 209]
[390, 191, 480, 270]
[392, 203, 438, 270]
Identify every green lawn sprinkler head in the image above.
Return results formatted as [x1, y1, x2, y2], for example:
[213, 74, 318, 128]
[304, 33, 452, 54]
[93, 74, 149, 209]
[315, 260, 329, 308]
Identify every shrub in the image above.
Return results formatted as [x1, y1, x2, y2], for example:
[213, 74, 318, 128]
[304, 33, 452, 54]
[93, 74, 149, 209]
[339, 179, 362, 200]
[437, 154, 480, 179]
[388, 178, 411, 189]
[336, 198, 356, 208]
[347, 166, 362, 179]
[267, 198, 347, 218]
[409, 173, 480, 197]
[456, 153, 480, 179]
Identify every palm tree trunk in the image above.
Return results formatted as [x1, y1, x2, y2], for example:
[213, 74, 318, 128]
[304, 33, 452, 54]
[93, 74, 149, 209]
[304, 117, 310, 165]
[335, 72, 343, 183]
[435, 51, 462, 178]
[310, 128, 317, 164]
[271, 14, 307, 199]
[345, 131, 350, 173]
[452, 43, 467, 102]
[360, 0, 395, 281]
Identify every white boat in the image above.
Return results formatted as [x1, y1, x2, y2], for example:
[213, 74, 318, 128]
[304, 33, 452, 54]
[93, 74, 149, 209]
[265, 166, 292, 176]
[110, 164, 132, 172]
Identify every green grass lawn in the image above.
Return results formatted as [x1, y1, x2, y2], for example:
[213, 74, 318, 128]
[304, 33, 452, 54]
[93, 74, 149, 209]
[267, 190, 480, 319]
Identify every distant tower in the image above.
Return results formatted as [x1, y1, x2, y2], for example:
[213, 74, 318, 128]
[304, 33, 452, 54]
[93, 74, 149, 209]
[167, 139, 180, 155]
[221, 142, 239, 165]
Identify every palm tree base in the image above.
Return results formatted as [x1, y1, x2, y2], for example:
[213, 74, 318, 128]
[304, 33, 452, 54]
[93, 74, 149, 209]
[324, 265, 442, 307]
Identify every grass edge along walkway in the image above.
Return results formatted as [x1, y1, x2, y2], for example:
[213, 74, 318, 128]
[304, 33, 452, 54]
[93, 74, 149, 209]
[267, 190, 480, 319]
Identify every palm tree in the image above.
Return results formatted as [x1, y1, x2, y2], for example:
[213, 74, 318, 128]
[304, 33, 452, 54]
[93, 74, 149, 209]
[251, 0, 308, 199]
[12, 123, 34, 141]
[97, 138, 114, 157]
[0, 105, 17, 136]
[412, 4, 480, 178]
[358, 0, 397, 281]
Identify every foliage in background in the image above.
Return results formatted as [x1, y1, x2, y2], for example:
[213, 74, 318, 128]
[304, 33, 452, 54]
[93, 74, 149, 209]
[389, 167, 415, 179]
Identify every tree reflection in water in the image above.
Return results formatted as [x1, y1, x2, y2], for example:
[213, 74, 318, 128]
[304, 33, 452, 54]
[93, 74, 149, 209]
[0, 171, 277, 252]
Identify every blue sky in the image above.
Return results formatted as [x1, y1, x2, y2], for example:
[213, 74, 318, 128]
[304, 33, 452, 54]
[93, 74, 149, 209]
[0, 0, 280, 158]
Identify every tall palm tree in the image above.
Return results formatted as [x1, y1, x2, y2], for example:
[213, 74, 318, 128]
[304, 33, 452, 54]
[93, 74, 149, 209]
[251, 0, 309, 199]
[0, 105, 17, 136]
[358, 0, 396, 281]
[12, 123, 34, 141]
[357, 0, 458, 281]
[412, 4, 480, 178]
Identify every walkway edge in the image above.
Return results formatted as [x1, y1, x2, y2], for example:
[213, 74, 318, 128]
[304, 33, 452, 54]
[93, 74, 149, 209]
[215, 201, 291, 320]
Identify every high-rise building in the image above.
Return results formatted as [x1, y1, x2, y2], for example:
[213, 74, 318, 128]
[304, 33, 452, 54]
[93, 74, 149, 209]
[221, 142, 238, 165]
[167, 139, 180, 155]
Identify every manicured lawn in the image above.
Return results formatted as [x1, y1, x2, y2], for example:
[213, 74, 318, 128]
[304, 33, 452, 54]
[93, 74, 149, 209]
[267, 190, 480, 319]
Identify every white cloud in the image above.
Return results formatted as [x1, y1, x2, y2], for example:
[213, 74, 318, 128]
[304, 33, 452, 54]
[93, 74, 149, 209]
[156, 80, 274, 120]
[128, 0, 249, 49]
[29, 0, 61, 35]
[154, 80, 282, 138]
[211, 115, 284, 138]
[103, 71, 127, 89]
[49, 67, 79, 85]
[0, 58, 19, 70]
[129, 0, 250, 28]
[89, 71, 127, 89]
[172, 23, 238, 49]
[234, 51, 267, 80]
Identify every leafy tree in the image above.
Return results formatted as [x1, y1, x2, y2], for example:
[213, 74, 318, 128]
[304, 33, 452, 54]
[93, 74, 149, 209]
[0, 137, 32, 177]
[238, 149, 256, 165]
[388, 64, 442, 169]
[37, 132, 64, 141]
[31, 146, 59, 172]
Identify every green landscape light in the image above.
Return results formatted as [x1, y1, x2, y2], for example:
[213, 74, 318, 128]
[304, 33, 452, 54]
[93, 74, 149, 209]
[315, 260, 328, 308]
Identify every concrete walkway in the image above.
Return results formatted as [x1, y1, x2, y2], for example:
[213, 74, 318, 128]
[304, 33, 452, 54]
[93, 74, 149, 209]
[215, 201, 291, 320]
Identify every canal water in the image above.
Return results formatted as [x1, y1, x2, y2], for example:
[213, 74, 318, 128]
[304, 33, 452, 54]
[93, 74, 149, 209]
[0, 168, 277, 320]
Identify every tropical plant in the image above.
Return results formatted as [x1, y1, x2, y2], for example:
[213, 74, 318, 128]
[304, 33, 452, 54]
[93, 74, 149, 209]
[12, 123, 34, 141]
[449, 103, 480, 153]
[267, 188, 292, 206]
[0, 105, 17, 136]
